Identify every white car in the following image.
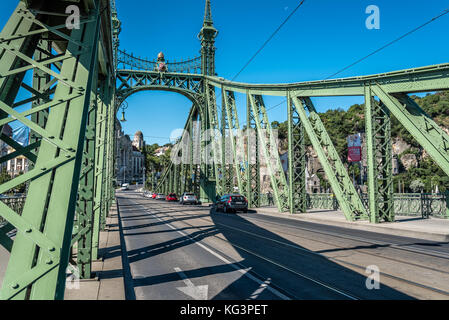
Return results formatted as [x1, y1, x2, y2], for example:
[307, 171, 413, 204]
[180, 193, 199, 205]
[144, 191, 153, 198]
[121, 183, 129, 191]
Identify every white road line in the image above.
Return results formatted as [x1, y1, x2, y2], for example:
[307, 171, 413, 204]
[143, 202, 359, 300]
[248, 278, 271, 300]
[132, 202, 291, 300]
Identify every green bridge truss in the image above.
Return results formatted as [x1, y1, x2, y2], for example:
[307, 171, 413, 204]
[0, 0, 448, 300]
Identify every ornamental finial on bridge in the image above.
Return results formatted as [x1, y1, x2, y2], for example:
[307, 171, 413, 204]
[157, 51, 167, 72]
[204, 0, 213, 26]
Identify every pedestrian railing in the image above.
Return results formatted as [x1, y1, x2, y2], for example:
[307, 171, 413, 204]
[306, 192, 448, 218]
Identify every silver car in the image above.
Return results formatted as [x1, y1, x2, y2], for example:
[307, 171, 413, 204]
[180, 192, 199, 205]
[156, 193, 165, 200]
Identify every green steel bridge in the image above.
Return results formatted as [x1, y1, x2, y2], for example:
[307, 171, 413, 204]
[0, 0, 448, 299]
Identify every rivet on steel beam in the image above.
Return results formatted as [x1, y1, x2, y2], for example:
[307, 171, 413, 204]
[25, 228, 32, 233]
[48, 136, 54, 139]
[46, 259, 53, 265]
[41, 167, 47, 171]
[48, 247, 55, 252]
[11, 283, 19, 289]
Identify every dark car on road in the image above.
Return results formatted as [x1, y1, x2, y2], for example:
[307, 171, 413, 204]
[215, 194, 248, 213]
[155, 193, 165, 200]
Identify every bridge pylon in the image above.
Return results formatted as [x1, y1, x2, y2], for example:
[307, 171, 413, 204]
[0, 0, 115, 299]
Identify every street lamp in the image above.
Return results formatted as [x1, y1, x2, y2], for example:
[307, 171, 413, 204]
[119, 101, 128, 122]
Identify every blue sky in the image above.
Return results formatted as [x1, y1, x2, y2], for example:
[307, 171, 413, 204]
[1, 0, 449, 145]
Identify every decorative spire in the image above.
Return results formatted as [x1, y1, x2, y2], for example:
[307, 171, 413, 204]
[199, 0, 218, 76]
[203, 0, 213, 26]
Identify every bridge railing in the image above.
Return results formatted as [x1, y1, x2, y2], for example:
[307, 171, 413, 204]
[254, 192, 448, 218]
[117, 49, 202, 74]
[306, 193, 448, 218]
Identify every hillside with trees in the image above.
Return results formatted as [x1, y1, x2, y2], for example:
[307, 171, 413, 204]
[272, 91, 449, 193]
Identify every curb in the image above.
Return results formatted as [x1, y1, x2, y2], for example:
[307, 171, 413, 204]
[252, 210, 449, 243]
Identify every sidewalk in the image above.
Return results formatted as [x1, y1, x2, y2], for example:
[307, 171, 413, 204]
[65, 202, 125, 300]
[252, 207, 449, 242]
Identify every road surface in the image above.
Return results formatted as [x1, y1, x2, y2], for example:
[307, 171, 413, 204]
[117, 190, 449, 300]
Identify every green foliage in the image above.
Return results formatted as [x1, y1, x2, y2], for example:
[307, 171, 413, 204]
[409, 179, 425, 193]
[0, 169, 11, 185]
[274, 91, 449, 193]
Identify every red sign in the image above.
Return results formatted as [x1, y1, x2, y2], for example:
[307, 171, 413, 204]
[348, 146, 362, 162]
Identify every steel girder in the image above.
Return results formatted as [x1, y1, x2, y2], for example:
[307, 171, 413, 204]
[287, 94, 307, 213]
[245, 94, 261, 208]
[222, 89, 246, 195]
[373, 85, 449, 179]
[291, 97, 368, 221]
[92, 81, 114, 261]
[220, 92, 234, 195]
[365, 87, 394, 223]
[192, 112, 202, 197]
[205, 63, 449, 97]
[116, 70, 204, 106]
[74, 66, 99, 280]
[248, 94, 289, 212]
[204, 83, 221, 197]
[0, 1, 103, 299]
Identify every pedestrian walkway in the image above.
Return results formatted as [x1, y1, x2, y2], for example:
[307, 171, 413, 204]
[252, 207, 449, 242]
[65, 202, 125, 300]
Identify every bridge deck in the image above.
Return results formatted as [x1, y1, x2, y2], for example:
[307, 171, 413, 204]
[115, 189, 449, 300]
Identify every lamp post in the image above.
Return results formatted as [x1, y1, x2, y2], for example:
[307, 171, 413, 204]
[119, 101, 128, 122]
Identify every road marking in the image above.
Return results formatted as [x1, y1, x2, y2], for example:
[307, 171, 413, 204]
[248, 278, 271, 300]
[174, 267, 209, 300]
[133, 203, 291, 300]
[145, 203, 359, 300]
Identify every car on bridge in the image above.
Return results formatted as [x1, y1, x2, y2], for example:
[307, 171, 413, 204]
[179, 192, 199, 205]
[215, 194, 248, 213]
[166, 193, 178, 202]
[155, 193, 165, 200]
[152, 192, 157, 199]
[120, 183, 129, 191]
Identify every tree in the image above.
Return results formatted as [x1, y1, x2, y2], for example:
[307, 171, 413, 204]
[409, 179, 424, 193]
[0, 169, 11, 185]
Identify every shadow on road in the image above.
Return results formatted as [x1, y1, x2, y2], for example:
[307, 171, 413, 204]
[118, 194, 416, 300]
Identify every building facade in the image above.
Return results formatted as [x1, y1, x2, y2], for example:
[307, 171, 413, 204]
[115, 120, 145, 185]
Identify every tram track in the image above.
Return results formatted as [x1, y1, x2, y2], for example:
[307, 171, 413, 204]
[132, 198, 449, 299]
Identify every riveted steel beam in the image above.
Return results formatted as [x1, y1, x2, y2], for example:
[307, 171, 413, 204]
[287, 92, 307, 213]
[291, 97, 368, 221]
[0, 1, 102, 300]
[248, 94, 289, 212]
[206, 64, 449, 97]
[373, 85, 449, 178]
[365, 86, 394, 223]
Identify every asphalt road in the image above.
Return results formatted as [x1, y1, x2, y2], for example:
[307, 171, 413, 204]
[117, 190, 449, 300]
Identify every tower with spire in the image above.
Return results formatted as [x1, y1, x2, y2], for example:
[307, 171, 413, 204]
[198, 0, 218, 76]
